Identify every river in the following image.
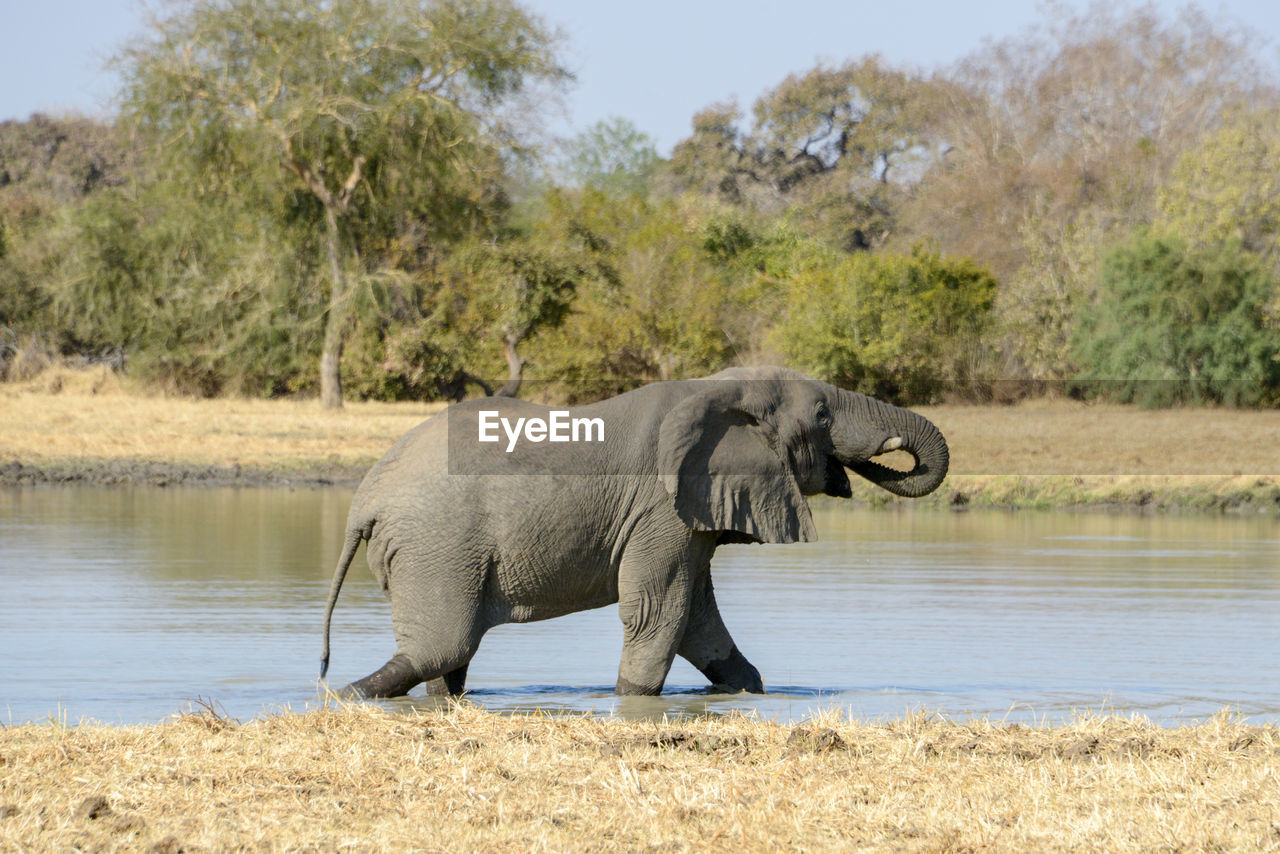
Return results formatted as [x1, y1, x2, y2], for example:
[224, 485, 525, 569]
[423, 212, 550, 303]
[1, 487, 1276, 725]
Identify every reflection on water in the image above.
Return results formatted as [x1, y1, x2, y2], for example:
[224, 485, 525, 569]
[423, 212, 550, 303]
[1, 487, 1277, 725]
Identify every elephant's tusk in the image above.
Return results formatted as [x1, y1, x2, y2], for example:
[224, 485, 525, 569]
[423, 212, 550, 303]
[876, 437, 904, 455]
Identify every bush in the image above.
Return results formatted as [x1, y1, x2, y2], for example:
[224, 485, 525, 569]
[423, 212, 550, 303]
[1072, 233, 1280, 407]
[772, 245, 997, 402]
[524, 191, 737, 400]
[43, 184, 331, 398]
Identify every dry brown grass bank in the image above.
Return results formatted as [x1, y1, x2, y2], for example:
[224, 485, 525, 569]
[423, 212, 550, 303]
[2, 704, 1277, 852]
[0, 367, 444, 486]
[923, 399, 1280, 477]
[856, 399, 1280, 513]
[2, 366, 1278, 508]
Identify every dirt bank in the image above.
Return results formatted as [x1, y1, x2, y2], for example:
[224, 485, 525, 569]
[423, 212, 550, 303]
[0, 457, 366, 489]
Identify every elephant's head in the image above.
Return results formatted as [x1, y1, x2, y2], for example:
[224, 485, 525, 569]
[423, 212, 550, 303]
[658, 367, 948, 544]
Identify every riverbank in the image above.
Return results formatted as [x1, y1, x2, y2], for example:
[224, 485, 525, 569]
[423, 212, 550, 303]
[2, 703, 1276, 852]
[3, 366, 1279, 512]
[0, 367, 440, 489]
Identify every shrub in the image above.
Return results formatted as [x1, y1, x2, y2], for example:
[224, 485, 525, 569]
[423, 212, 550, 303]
[772, 245, 997, 403]
[1072, 233, 1280, 407]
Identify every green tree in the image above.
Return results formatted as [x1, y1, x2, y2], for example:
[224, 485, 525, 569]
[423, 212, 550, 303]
[1157, 107, 1280, 260]
[773, 245, 997, 402]
[117, 0, 566, 407]
[560, 117, 660, 197]
[445, 236, 580, 397]
[527, 189, 736, 399]
[664, 58, 938, 251]
[1073, 233, 1280, 406]
[49, 170, 326, 396]
[0, 115, 130, 339]
[1153, 107, 1280, 350]
[697, 214, 816, 362]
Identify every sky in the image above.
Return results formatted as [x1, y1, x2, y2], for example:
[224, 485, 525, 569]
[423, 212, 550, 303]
[3, 0, 1279, 154]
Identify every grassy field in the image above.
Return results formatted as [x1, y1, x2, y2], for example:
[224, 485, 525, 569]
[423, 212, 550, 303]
[2, 703, 1277, 852]
[3, 365, 1279, 510]
[0, 367, 444, 485]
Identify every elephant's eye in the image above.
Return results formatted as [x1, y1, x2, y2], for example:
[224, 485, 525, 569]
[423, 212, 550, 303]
[815, 401, 832, 426]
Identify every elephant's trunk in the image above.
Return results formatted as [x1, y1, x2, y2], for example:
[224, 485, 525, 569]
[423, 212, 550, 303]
[830, 389, 949, 498]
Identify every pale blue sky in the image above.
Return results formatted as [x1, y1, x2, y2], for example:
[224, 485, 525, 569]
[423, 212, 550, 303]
[3, 0, 1278, 153]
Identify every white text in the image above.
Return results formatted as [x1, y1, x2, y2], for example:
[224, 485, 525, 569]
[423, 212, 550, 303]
[477, 410, 605, 452]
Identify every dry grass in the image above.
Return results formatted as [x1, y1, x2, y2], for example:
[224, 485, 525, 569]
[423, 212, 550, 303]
[886, 400, 1280, 512]
[2, 367, 1278, 507]
[920, 399, 1280, 476]
[0, 366, 442, 479]
[2, 704, 1277, 852]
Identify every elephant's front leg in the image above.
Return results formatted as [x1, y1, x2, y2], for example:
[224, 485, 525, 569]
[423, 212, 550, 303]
[678, 569, 764, 693]
[614, 534, 711, 695]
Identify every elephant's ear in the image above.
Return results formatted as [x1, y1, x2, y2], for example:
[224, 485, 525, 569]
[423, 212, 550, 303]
[658, 382, 817, 544]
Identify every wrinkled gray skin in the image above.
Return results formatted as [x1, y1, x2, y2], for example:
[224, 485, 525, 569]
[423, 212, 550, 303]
[321, 367, 948, 697]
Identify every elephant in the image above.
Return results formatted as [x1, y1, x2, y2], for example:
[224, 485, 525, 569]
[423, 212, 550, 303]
[320, 366, 948, 697]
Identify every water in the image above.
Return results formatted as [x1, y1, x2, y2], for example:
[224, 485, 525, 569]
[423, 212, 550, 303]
[1, 487, 1277, 725]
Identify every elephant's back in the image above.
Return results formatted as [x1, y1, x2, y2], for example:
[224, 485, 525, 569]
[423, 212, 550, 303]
[346, 410, 451, 523]
[368, 409, 449, 475]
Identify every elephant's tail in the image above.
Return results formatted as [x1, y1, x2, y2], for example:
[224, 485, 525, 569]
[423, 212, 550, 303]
[320, 524, 368, 680]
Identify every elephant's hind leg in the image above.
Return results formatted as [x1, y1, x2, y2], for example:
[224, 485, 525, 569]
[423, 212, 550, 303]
[345, 660, 468, 699]
[346, 553, 484, 699]
[347, 631, 478, 699]
[425, 664, 469, 696]
[346, 654, 421, 698]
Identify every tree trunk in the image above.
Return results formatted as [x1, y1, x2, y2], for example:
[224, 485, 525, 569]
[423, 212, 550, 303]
[279, 147, 363, 411]
[320, 206, 345, 410]
[495, 325, 525, 398]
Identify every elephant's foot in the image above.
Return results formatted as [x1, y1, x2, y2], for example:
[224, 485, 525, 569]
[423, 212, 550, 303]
[344, 654, 422, 699]
[698, 645, 764, 694]
[333, 683, 371, 700]
[424, 664, 469, 697]
[615, 675, 665, 696]
[616, 646, 680, 695]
